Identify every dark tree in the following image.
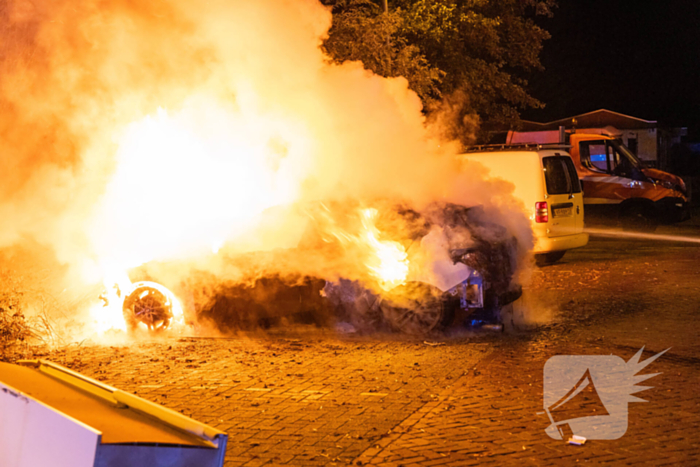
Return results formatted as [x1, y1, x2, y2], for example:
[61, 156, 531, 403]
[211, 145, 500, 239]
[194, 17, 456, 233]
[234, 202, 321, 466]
[322, 0, 555, 144]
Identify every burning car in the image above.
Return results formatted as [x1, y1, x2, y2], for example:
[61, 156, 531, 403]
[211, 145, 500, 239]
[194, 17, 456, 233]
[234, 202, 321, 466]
[193, 201, 524, 335]
[101, 200, 524, 336]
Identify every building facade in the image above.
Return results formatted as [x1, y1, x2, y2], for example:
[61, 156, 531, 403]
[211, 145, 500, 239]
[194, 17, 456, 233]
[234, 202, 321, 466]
[518, 109, 686, 170]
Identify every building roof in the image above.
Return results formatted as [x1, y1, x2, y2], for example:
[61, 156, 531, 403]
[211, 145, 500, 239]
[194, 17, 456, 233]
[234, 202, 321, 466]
[520, 109, 657, 131]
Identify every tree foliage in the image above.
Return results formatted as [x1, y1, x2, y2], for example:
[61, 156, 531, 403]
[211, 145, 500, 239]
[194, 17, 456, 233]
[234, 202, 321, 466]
[322, 0, 556, 143]
[322, 0, 444, 102]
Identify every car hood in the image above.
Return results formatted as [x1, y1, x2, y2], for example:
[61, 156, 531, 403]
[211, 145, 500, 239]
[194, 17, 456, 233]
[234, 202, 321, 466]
[642, 168, 683, 185]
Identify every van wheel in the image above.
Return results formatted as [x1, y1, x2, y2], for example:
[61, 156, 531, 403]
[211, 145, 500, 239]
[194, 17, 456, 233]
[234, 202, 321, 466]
[535, 251, 566, 266]
[621, 206, 657, 232]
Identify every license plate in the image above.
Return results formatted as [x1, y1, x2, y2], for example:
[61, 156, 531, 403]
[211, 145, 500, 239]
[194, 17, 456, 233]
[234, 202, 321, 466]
[554, 207, 572, 217]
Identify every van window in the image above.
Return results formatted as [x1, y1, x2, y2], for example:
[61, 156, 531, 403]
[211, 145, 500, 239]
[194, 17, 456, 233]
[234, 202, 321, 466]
[543, 156, 582, 195]
[563, 157, 582, 193]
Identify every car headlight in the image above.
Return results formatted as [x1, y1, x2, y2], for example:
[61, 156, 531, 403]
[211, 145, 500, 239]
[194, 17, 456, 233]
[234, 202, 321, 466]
[654, 179, 674, 189]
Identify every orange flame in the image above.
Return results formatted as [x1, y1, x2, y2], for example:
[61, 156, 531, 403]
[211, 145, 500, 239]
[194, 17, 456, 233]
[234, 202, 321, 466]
[360, 208, 409, 289]
[89, 97, 309, 274]
[318, 205, 409, 290]
[90, 269, 131, 333]
[86, 97, 312, 333]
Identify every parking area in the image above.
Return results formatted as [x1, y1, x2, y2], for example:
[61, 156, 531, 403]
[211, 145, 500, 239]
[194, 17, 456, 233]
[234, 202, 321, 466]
[35, 225, 700, 466]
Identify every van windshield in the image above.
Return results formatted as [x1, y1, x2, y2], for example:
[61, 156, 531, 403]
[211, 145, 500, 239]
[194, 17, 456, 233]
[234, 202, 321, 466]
[579, 139, 647, 180]
[612, 139, 644, 169]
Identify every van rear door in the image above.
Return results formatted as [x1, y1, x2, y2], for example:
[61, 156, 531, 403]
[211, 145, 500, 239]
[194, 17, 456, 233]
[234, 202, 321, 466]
[542, 155, 584, 237]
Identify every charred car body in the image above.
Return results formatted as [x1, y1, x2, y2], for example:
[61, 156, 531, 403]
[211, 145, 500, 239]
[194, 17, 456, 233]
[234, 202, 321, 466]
[321, 202, 522, 334]
[116, 201, 524, 335]
[195, 201, 524, 335]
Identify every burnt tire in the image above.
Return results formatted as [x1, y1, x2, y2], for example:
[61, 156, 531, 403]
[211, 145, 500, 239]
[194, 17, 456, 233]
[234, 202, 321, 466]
[379, 281, 455, 335]
[323, 280, 387, 333]
[122, 282, 174, 332]
[535, 251, 566, 266]
[621, 205, 657, 232]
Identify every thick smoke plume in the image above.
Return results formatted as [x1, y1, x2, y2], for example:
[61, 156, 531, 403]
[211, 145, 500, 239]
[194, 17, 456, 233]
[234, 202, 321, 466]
[0, 0, 533, 335]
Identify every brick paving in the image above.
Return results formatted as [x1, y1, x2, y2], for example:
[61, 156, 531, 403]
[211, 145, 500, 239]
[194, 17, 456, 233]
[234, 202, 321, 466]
[354, 235, 700, 466]
[42, 325, 700, 466]
[42, 332, 494, 466]
[35, 234, 700, 465]
[354, 337, 700, 466]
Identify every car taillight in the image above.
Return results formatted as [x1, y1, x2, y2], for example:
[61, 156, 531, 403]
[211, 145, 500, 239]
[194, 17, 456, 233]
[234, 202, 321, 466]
[535, 201, 548, 223]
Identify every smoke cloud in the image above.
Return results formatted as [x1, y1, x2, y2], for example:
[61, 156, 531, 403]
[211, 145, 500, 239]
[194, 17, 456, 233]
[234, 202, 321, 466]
[0, 0, 534, 333]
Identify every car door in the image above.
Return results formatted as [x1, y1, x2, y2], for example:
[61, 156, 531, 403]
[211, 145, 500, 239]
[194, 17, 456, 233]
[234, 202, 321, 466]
[542, 154, 583, 236]
[578, 140, 652, 204]
[563, 156, 585, 232]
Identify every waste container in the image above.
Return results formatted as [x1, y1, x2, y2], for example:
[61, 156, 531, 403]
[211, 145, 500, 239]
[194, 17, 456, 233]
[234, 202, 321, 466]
[0, 359, 228, 467]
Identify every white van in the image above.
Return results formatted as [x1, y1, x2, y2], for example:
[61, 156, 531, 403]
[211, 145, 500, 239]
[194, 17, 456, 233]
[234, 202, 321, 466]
[458, 145, 589, 264]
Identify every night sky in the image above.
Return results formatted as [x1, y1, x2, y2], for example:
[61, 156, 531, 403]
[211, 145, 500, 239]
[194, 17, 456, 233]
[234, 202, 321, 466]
[521, 0, 700, 138]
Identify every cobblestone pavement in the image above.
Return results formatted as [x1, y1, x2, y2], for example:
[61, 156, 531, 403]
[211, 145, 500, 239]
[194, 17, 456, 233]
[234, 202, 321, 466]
[39, 233, 700, 466]
[42, 332, 495, 466]
[353, 338, 700, 467]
